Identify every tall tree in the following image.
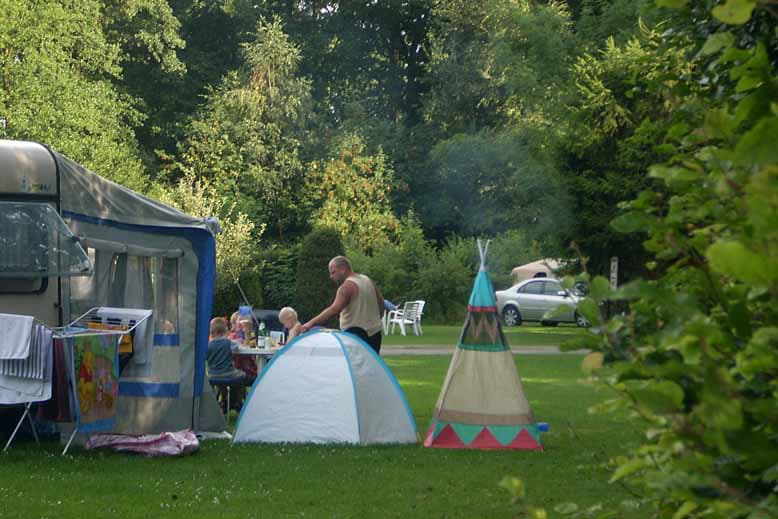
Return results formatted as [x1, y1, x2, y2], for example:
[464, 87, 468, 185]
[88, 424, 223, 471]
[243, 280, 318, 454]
[557, 22, 691, 276]
[420, 131, 572, 242]
[174, 18, 313, 240]
[311, 133, 400, 252]
[0, 0, 148, 190]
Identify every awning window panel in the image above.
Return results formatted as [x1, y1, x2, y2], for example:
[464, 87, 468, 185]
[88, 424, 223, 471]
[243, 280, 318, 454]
[0, 201, 92, 278]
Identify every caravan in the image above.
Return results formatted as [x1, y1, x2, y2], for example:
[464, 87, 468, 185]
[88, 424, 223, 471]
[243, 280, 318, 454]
[0, 139, 225, 434]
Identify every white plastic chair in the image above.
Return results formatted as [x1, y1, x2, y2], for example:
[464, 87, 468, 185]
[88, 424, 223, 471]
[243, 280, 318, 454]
[388, 300, 425, 336]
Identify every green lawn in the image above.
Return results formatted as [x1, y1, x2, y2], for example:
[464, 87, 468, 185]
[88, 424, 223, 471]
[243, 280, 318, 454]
[0, 355, 646, 518]
[383, 323, 589, 348]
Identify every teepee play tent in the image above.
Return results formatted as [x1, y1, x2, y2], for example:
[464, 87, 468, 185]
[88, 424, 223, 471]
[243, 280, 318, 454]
[233, 330, 417, 445]
[424, 241, 543, 450]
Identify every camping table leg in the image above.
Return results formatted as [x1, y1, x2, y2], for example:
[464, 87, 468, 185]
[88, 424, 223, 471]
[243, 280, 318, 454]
[3, 402, 37, 453]
[62, 426, 79, 456]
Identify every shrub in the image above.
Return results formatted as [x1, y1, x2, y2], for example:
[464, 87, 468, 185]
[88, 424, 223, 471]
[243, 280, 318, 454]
[294, 228, 344, 323]
[211, 270, 263, 318]
[347, 213, 434, 307]
[556, 3, 778, 517]
[257, 242, 300, 310]
[414, 237, 476, 323]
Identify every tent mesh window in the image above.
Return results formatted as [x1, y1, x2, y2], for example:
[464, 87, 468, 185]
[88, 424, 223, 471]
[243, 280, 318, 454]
[153, 257, 179, 336]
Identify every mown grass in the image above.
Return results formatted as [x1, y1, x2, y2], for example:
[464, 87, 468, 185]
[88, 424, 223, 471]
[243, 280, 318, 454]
[0, 355, 647, 518]
[383, 323, 588, 348]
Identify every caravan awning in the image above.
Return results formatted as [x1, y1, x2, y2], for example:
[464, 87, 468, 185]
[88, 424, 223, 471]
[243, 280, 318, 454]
[0, 201, 93, 278]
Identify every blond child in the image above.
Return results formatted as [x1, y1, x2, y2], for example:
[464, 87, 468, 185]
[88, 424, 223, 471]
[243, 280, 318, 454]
[279, 307, 302, 342]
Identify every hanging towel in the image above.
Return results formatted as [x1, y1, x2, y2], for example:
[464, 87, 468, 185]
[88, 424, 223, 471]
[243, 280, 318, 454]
[37, 337, 74, 422]
[0, 328, 53, 404]
[70, 333, 120, 433]
[0, 313, 34, 360]
[0, 324, 48, 379]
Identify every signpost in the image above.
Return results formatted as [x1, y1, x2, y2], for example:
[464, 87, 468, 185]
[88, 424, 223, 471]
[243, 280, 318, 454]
[608, 257, 619, 320]
[610, 256, 619, 289]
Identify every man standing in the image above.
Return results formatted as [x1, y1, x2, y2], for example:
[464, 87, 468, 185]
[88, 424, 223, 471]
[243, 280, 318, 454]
[300, 256, 384, 353]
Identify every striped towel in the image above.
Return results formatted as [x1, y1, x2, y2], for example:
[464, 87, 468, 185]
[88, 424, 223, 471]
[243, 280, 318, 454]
[0, 324, 51, 380]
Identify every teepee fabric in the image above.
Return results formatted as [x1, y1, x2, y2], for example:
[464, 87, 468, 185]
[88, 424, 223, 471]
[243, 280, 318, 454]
[425, 240, 542, 450]
[233, 330, 417, 445]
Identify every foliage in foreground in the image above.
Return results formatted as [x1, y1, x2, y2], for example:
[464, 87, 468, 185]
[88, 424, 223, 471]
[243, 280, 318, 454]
[549, 1, 778, 517]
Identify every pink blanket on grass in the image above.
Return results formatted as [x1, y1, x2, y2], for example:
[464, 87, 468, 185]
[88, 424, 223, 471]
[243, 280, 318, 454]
[86, 429, 200, 456]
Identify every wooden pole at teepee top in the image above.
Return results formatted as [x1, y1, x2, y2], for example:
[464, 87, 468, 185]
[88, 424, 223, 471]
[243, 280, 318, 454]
[476, 239, 491, 272]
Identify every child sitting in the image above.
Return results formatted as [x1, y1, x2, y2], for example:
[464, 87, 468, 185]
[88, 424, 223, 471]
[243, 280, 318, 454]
[233, 318, 259, 380]
[228, 311, 242, 341]
[279, 307, 303, 342]
[207, 318, 249, 412]
[239, 318, 257, 347]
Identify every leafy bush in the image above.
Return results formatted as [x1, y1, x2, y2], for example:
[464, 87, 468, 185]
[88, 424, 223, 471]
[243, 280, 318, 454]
[294, 228, 344, 323]
[211, 270, 263, 318]
[257, 242, 300, 310]
[555, 2, 778, 517]
[414, 237, 477, 324]
[347, 213, 434, 308]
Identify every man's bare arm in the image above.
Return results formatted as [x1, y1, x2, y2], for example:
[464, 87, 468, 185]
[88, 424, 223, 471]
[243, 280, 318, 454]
[301, 281, 356, 332]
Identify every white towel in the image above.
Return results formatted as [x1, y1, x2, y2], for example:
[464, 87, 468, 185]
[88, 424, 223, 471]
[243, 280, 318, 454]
[0, 376, 52, 403]
[0, 327, 53, 404]
[0, 313, 34, 359]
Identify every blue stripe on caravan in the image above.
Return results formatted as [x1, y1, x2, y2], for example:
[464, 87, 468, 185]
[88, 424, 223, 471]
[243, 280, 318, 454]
[119, 382, 180, 398]
[153, 334, 180, 346]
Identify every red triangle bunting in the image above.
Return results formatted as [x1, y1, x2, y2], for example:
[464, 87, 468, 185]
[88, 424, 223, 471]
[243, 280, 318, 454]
[507, 428, 543, 451]
[469, 428, 504, 449]
[429, 424, 465, 448]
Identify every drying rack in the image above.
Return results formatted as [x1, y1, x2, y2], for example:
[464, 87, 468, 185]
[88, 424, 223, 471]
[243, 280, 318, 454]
[2, 308, 151, 455]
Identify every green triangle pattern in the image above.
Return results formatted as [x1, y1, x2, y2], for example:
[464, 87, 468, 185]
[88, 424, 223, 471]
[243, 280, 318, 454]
[431, 420, 448, 440]
[487, 425, 524, 446]
[450, 422, 484, 445]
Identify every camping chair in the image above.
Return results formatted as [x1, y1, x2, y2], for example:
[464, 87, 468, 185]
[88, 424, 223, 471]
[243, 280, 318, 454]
[208, 373, 248, 420]
[388, 300, 425, 336]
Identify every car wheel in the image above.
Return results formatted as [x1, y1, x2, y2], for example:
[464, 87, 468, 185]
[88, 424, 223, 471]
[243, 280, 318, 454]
[575, 312, 590, 328]
[502, 306, 522, 327]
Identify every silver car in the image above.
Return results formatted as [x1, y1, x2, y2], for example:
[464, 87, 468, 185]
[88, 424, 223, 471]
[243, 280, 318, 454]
[495, 278, 588, 327]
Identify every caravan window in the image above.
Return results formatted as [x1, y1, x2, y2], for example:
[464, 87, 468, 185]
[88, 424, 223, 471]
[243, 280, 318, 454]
[0, 277, 46, 294]
[0, 202, 92, 289]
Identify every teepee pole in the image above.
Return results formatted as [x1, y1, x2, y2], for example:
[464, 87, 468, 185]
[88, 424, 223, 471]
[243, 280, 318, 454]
[477, 239, 491, 272]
